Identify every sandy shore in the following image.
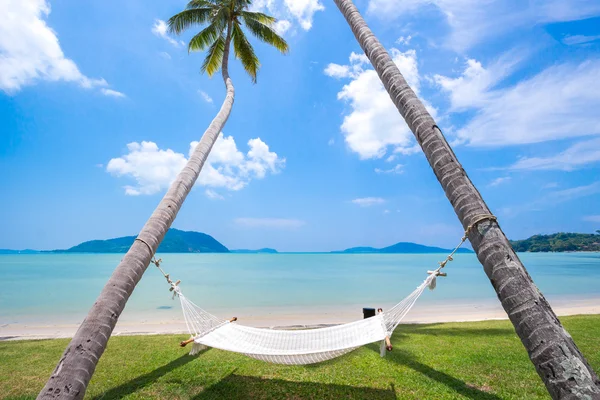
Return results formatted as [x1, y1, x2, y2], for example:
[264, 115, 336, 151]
[2, 296, 598, 341]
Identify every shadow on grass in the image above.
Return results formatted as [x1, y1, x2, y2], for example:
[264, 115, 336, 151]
[396, 323, 513, 338]
[368, 344, 502, 400]
[93, 350, 207, 400]
[193, 374, 397, 400]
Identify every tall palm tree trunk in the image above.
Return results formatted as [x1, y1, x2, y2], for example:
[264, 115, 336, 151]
[37, 24, 236, 400]
[333, 1, 600, 399]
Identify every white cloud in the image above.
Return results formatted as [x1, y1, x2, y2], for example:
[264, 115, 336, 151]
[205, 189, 225, 200]
[383, 209, 391, 214]
[250, 0, 324, 32]
[351, 197, 386, 207]
[434, 54, 522, 111]
[0, 0, 112, 93]
[543, 182, 559, 189]
[500, 181, 600, 217]
[283, 0, 324, 30]
[396, 35, 412, 45]
[198, 90, 213, 103]
[550, 181, 600, 201]
[159, 52, 171, 60]
[273, 20, 291, 35]
[505, 138, 600, 171]
[375, 164, 403, 174]
[234, 217, 305, 229]
[328, 138, 335, 146]
[367, 0, 600, 51]
[152, 19, 183, 47]
[444, 60, 600, 147]
[583, 215, 600, 223]
[326, 49, 436, 159]
[107, 134, 284, 195]
[488, 177, 511, 187]
[101, 88, 126, 98]
[107, 141, 187, 196]
[324, 64, 351, 79]
[251, 0, 325, 35]
[562, 35, 600, 46]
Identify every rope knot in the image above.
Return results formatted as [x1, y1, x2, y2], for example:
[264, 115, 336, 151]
[170, 284, 181, 299]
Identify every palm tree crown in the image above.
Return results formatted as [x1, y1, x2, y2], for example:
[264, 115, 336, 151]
[168, 0, 288, 83]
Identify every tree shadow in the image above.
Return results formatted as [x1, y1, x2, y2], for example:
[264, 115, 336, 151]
[93, 349, 208, 400]
[396, 323, 514, 338]
[192, 374, 397, 400]
[367, 344, 502, 400]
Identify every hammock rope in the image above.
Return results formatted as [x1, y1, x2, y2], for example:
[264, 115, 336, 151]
[149, 215, 496, 365]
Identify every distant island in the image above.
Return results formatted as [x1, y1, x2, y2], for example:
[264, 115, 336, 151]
[231, 248, 278, 254]
[3, 231, 599, 254]
[51, 229, 229, 253]
[510, 232, 600, 252]
[332, 242, 473, 254]
[0, 249, 40, 254]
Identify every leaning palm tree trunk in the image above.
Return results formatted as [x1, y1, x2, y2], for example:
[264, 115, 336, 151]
[333, 1, 600, 399]
[37, 26, 235, 400]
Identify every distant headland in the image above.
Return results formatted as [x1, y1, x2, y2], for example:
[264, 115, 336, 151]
[331, 242, 472, 254]
[1, 231, 598, 254]
[510, 232, 600, 252]
[49, 229, 229, 254]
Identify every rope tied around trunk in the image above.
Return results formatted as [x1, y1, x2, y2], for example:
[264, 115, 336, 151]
[434, 214, 497, 272]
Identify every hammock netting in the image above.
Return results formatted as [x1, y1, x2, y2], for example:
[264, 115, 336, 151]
[173, 273, 437, 365]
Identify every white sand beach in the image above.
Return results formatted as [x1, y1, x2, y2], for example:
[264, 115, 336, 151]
[2, 296, 598, 341]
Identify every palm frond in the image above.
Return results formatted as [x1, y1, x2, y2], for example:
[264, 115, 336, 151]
[232, 22, 260, 83]
[240, 11, 276, 25]
[186, 0, 216, 8]
[168, 8, 213, 35]
[201, 34, 226, 77]
[241, 15, 289, 54]
[188, 21, 226, 52]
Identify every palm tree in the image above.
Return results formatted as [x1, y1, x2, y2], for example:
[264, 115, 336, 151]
[332, 1, 600, 399]
[38, 1, 287, 398]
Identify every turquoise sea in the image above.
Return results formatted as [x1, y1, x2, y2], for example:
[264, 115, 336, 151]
[1, 253, 599, 326]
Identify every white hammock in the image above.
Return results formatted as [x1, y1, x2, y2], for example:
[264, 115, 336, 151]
[173, 273, 438, 365]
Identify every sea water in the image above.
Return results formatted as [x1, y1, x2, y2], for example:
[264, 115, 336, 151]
[0, 252, 598, 325]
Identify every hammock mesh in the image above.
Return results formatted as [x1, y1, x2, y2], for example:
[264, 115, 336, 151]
[175, 274, 436, 365]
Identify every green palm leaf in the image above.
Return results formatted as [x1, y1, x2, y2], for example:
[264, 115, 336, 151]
[232, 22, 260, 83]
[186, 0, 216, 8]
[241, 14, 289, 54]
[188, 21, 225, 53]
[169, 0, 289, 82]
[240, 11, 276, 25]
[201, 33, 226, 77]
[168, 8, 213, 35]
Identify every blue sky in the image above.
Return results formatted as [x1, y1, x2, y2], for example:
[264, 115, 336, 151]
[1, 0, 600, 252]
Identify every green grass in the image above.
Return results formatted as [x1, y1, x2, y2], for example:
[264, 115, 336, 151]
[1, 315, 599, 399]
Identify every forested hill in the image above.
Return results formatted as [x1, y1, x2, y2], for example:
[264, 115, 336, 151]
[53, 229, 229, 253]
[510, 232, 600, 252]
[333, 242, 472, 254]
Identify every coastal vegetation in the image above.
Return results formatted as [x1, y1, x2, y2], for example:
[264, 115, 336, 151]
[5, 232, 600, 254]
[510, 232, 600, 252]
[3, 315, 598, 399]
[52, 229, 229, 254]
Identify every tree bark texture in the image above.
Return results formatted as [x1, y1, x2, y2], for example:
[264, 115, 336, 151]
[333, 1, 600, 399]
[37, 29, 236, 400]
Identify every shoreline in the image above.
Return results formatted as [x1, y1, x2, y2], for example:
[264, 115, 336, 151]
[2, 297, 598, 341]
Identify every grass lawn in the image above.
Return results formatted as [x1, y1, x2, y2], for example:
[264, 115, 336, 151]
[1, 315, 598, 399]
